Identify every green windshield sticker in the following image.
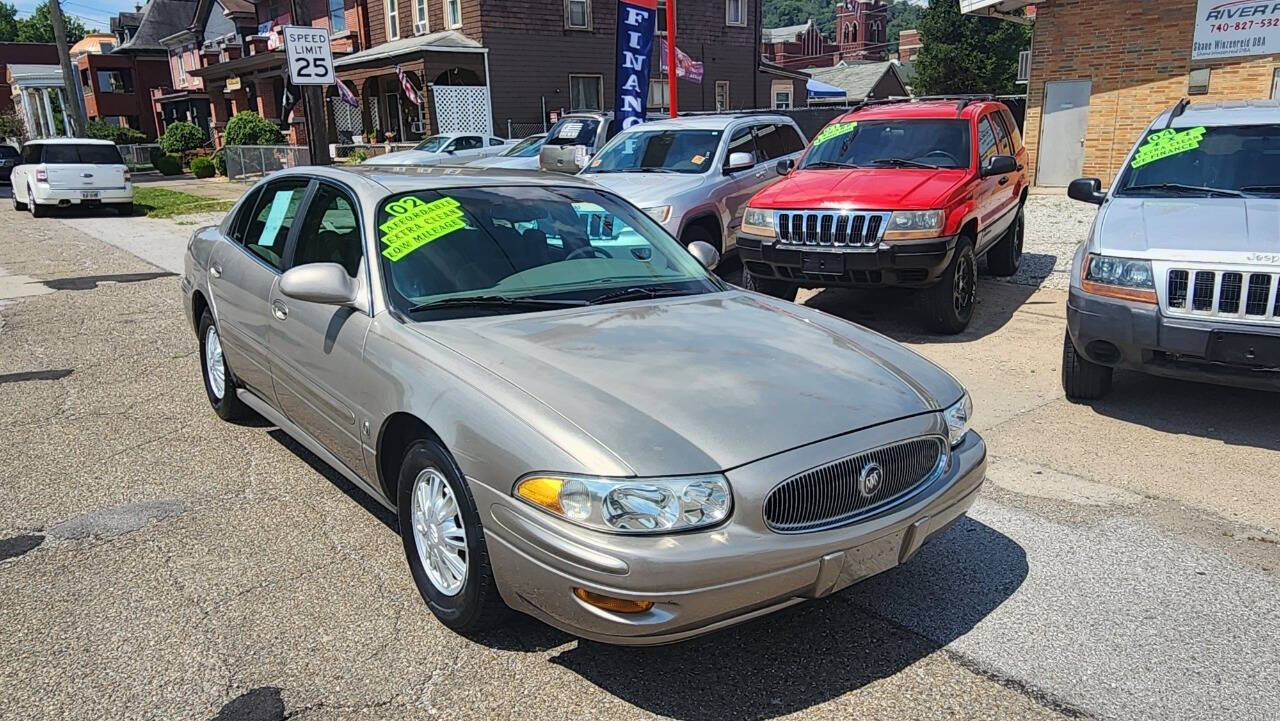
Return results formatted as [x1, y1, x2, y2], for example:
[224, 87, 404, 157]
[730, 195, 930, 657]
[812, 121, 858, 147]
[1130, 127, 1207, 169]
[379, 196, 466, 262]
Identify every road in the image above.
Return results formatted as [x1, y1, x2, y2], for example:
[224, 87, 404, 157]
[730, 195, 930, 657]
[0, 192, 1277, 721]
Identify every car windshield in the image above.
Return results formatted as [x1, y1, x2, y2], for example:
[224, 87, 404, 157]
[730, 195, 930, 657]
[583, 129, 722, 174]
[42, 144, 125, 164]
[413, 135, 450, 152]
[544, 118, 600, 147]
[376, 185, 724, 315]
[501, 135, 545, 157]
[1115, 124, 1280, 197]
[800, 119, 971, 170]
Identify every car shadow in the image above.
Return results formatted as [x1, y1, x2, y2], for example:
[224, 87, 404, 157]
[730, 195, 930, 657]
[1079, 370, 1280, 453]
[541, 518, 1027, 721]
[265, 429, 399, 531]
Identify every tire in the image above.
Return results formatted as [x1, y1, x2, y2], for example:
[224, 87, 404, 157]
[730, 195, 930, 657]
[28, 187, 46, 218]
[197, 308, 251, 421]
[116, 203, 134, 217]
[397, 438, 509, 634]
[1061, 330, 1113, 400]
[986, 203, 1024, 277]
[924, 236, 977, 334]
[742, 267, 798, 302]
[12, 188, 26, 211]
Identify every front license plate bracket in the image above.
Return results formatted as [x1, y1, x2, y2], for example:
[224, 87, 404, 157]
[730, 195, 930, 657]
[801, 252, 846, 276]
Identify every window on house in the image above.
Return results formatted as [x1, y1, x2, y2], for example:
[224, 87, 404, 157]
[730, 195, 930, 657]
[648, 79, 669, 111]
[444, 0, 461, 27]
[386, 0, 400, 40]
[657, 0, 667, 33]
[566, 0, 589, 29]
[176, 53, 187, 86]
[414, 0, 427, 34]
[97, 70, 134, 94]
[715, 80, 729, 111]
[329, 0, 346, 32]
[569, 74, 603, 111]
[771, 81, 791, 109]
[726, 0, 744, 26]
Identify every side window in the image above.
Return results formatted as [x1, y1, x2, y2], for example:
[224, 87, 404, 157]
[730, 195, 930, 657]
[243, 180, 309, 270]
[291, 183, 362, 278]
[723, 126, 758, 169]
[21, 144, 41, 164]
[227, 187, 264, 242]
[976, 118, 999, 166]
[989, 113, 1013, 156]
[752, 123, 805, 161]
[456, 136, 482, 150]
[489, 137, 505, 146]
[1001, 108, 1023, 151]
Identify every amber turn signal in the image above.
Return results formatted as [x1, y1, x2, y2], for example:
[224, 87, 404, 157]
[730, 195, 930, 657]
[573, 588, 654, 614]
[515, 476, 564, 514]
[1080, 279, 1158, 304]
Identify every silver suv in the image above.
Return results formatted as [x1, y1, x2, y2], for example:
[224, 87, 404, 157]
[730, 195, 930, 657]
[1065, 100, 1280, 399]
[579, 114, 807, 250]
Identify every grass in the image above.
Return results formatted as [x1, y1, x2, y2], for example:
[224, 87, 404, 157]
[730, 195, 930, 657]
[133, 187, 235, 219]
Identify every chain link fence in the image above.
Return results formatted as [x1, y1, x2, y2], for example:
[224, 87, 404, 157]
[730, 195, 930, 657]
[331, 143, 417, 163]
[223, 145, 311, 182]
[505, 120, 547, 139]
[117, 144, 162, 171]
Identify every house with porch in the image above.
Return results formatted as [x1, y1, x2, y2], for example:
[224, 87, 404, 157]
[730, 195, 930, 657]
[151, 0, 259, 136]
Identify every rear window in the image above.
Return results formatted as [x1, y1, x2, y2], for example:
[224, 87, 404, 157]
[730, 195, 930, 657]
[544, 118, 600, 147]
[0, 145, 18, 158]
[41, 144, 125, 165]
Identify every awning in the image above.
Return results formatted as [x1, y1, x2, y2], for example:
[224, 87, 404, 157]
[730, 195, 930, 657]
[334, 30, 484, 69]
[807, 78, 847, 99]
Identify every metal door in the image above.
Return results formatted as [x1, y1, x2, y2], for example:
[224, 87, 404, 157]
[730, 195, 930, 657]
[1037, 79, 1091, 187]
[207, 242, 279, 403]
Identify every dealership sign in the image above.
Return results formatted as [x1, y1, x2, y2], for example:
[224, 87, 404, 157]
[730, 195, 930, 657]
[1192, 0, 1280, 60]
[614, 0, 657, 131]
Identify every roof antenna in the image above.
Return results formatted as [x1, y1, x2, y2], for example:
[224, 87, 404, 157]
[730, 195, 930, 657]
[1165, 98, 1190, 128]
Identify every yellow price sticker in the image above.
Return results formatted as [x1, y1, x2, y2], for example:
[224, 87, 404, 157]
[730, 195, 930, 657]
[813, 121, 858, 147]
[378, 196, 467, 261]
[1130, 127, 1207, 169]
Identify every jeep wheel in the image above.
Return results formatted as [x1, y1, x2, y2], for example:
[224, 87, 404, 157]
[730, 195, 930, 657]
[742, 267, 797, 302]
[924, 237, 977, 334]
[1061, 331, 1113, 400]
[987, 204, 1024, 277]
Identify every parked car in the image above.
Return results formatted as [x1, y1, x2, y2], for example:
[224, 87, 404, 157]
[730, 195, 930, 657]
[0, 144, 19, 183]
[466, 133, 546, 170]
[539, 112, 617, 173]
[181, 165, 985, 645]
[10, 138, 133, 216]
[1063, 100, 1280, 399]
[579, 114, 807, 251]
[737, 97, 1029, 333]
[364, 133, 512, 166]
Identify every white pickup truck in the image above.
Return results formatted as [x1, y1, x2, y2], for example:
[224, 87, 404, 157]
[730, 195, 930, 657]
[11, 138, 134, 217]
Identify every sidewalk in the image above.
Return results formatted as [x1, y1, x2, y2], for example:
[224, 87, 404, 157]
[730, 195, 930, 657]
[133, 174, 247, 201]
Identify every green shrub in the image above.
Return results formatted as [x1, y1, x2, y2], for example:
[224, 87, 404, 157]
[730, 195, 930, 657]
[346, 148, 369, 164]
[154, 153, 183, 176]
[159, 121, 206, 154]
[223, 111, 283, 146]
[190, 156, 215, 178]
[211, 149, 226, 176]
[85, 119, 147, 145]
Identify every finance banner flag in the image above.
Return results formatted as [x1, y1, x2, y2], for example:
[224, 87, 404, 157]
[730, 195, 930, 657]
[614, 0, 657, 132]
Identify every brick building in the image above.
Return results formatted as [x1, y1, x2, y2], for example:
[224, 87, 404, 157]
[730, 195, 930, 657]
[761, 19, 839, 69]
[761, 1, 889, 70]
[1018, 0, 1280, 187]
[897, 29, 921, 62]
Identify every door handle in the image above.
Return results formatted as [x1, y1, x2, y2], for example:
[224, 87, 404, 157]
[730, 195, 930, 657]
[999, 176, 1010, 186]
[272, 301, 288, 321]
[209, 264, 222, 278]
[754, 170, 767, 178]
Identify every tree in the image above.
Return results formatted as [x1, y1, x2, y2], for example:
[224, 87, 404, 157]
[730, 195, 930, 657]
[160, 121, 207, 154]
[0, 2, 20, 42]
[86, 119, 146, 144]
[885, 0, 926, 54]
[16, 2, 87, 44]
[762, 0, 836, 37]
[0, 111, 25, 142]
[223, 111, 284, 146]
[912, 0, 1030, 96]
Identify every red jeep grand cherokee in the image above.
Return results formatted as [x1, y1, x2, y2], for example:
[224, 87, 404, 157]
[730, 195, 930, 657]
[737, 96, 1029, 333]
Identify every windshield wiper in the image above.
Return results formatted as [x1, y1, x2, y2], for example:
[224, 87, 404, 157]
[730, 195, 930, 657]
[868, 157, 941, 169]
[585, 286, 693, 305]
[803, 160, 860, 169]
[614, 167, 679, 174]
[1240, 185, 1280, 195]
[407, 295, 588, 313]
[1122, 183, 1244, 198]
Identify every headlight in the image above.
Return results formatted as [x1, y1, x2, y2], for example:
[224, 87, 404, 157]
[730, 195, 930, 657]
[643, 205, 671, 223]
[741, 206, 776, 237]
[943, 393, 972, 448]
[883, 210, 944, 240]
[515, 473, 732, 534]
[1081, 254, 1156, 304]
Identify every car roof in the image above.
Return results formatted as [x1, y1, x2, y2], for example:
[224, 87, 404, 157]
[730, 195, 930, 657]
[838, 99, 1006, 123]
[1156, 99, 1280, 130]
[274, 164, 602, 196]
[23, 137, 116, 145]
[618, 113, 794, 132]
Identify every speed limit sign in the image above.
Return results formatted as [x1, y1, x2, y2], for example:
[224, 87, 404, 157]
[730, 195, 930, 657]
[283, 26, 335, 85]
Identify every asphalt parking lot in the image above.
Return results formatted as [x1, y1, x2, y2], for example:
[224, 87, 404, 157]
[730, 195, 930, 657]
[1, 191, 1277, 721]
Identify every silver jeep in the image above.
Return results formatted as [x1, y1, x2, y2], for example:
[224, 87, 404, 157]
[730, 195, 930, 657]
[1064, 100, 1280, 399]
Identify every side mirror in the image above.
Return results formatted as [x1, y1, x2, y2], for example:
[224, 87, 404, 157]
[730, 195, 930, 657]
[726, 151, 755, 173]
[1067, 177, 1106, 205]
[687, 240, 720, 271]
[279, 263, 358, 306]
[776, 158, 795, 176]
[980, 154, 1018, 178]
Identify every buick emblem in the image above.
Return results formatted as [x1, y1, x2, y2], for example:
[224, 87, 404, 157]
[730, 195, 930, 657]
[858, 462, 884, 498]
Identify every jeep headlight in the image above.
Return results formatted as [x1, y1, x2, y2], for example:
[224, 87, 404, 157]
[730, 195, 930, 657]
[1081, 254, 1156, 303]
[515, 474, 732, 533]
[643, 205, 672, 223]
[884, 210, 945, 240]
[943, 393, 972, 448]
[742, 206, 776, 237]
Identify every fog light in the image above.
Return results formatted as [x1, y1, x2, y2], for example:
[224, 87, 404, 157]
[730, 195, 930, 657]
[573, 588, 654, 614]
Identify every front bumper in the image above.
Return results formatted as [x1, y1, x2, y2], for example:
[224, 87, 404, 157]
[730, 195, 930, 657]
[1067, 287, 1280, 391]
[30, 184, 133, 206]
[476, 418, 986, 646]
[737, 231, 957, 288]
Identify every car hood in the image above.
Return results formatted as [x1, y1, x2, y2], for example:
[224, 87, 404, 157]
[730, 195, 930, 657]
[467, 155, 539, 169]
[364, 150, 442, 165]
[580, 171, 707, 207]
[408, 291, 963, 475]
[1098, 197, 1280, 263]
[751, 168, 969, 210]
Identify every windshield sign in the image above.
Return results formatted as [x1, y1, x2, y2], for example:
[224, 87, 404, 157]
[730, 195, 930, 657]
[584, 129, 722, 174]
[544, 118, 600, 147]
[800, 119, 971, 170]
[375, 185, 722, 315]
[1117, 124, 1280, 197]
[414, 135, 450, 152]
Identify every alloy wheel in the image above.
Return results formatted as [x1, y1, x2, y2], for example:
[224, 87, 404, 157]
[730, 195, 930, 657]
[204, 324, 226, 400]
[411, 467, 469, 596]
[953, 252, 976, 315]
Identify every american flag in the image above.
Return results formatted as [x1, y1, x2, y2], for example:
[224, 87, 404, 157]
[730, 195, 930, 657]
[395, 65, 421, 106]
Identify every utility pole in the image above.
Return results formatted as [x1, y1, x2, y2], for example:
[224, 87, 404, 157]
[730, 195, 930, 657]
[666, 0, 678, 117]
[48, 0, 86, 136]
[288, 0, 332, 165]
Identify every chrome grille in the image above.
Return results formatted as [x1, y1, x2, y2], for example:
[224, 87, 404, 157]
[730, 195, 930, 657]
[775, 210, 891, 248]
[1165, 268, 1280, 324]
[763, 437, 946, 534]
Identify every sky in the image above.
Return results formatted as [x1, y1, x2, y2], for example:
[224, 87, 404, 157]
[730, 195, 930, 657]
[13, 0, 143, 32]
